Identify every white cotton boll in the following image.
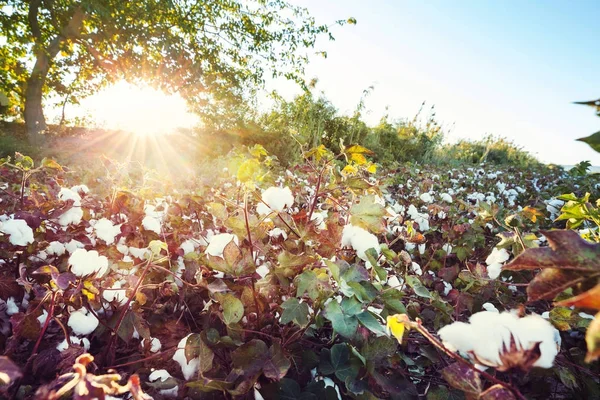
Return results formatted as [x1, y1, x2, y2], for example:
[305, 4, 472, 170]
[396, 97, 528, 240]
[487, 263, 503, 279]
[442, 281, 452, 296]
[387, 275, 404, 289]
[496, 182, 506, 193]
[6, 297, 19, 315]
[0, 219, 34, 246]
[516, 314, 560, 368]
[442, 244, 452, 254]
[407, 204, 430, 231]
[410, 262, 422, 276]
[37, 310, 48, 325]
[46, 241, 66, 256]
[103, 281, 128, 305]
[340, 224, 380, 261]
[58, 206, 83, 226]
[129, 246, 151, 260]
[143, 337, 162, 353]
[68, 308, 99, 336]
[579, 312, 595, 319]
[94, 218, 121, 245]
[69, 248, 109, 277]
[148, 369, 178, 397]
[59, 187, 82, 204]
[142, 215, 161, 234]
[438, 211, 447, 219]
[256, 264, 270, 278]
[206, 233, 239, 258]
[173, 334, 200, 380]
[256, 202, 271, 215]
[56, 336, 90, 352]
[65, 239, 84, 254]
[268, 227, 287, 240]
[405, 243, 416, 252]
[310, 210, 327, 230]
[438, 321, 477, 355]
[261, 186, 294, 212]
[419, 192, 434, 203]
[418, 244, 426, 255]
[482, 303, 499, 313]
[180, 239, 196, 255]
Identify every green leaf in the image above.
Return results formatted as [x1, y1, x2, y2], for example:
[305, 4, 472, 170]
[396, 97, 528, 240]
[296, 270, 319, 300]
[341, 297, 362, 316]
[330, 344, 360, 382]
[356, 311, 386, 336]
[406, 275, 431, 299]
[361, 336, 397, 362]
[349, 195, 386, 233]
[323, 301, 358, 339]
[280, 298, 310, 327]
[148, 240, 167, 256]
[220, 294, 244, 325]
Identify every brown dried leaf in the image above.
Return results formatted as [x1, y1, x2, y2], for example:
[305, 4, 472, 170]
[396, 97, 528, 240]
[441, 362, 482, 395]
[585, 311, 600, 363]
[504, 230, 600, 273]
[555, 283, 600, 311]
[526, 268, 585, 302]
[480, 384, 517, 400]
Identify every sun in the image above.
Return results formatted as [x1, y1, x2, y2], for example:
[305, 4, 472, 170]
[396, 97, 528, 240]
[77, 81, 199, 136]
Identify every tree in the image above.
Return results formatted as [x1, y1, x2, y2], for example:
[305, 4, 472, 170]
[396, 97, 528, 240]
[0, 1, 352, 144]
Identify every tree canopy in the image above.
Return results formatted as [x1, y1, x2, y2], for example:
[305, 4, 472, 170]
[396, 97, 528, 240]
[0, 0, 351, 143]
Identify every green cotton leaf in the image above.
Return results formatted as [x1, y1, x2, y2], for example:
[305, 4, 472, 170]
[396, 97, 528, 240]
[295, 270, 319, 300]
[356, 311, 387, 336]
[41, 157, 63, 171]
[349, 195, 386, 233]
[14, 152, 34, 170]
[280, 298, 309, 327]
[184, 333, 214, 371]
[341, 297, 362, 316]
[323, 300, 359, 339]
[361, 336, 398, 362]
[330, 343, 360, 383]
[219, 294, 244, 325]
[365, 247, 379, 268]
[405, 276, 431, 299]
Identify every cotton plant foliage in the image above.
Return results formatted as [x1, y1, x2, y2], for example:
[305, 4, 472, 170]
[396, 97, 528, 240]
[0, 147, 598, 399]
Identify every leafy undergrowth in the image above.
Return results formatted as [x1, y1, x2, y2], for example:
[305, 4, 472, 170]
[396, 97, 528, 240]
[0, 145, 599, 400]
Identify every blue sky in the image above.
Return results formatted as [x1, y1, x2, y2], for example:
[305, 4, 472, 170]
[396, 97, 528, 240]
[273, 0, 600, 165]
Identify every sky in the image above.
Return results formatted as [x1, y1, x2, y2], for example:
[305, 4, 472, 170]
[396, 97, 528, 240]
[269, 0, 600, 165]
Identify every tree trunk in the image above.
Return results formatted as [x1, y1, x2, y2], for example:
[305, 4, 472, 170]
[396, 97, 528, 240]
[24, 5, 85, 145]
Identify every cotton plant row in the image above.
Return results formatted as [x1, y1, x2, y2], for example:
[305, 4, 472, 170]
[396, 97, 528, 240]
[0, 150, 598, 399]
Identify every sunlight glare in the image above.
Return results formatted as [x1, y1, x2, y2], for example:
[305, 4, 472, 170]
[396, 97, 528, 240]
[78, 81, 198, 136]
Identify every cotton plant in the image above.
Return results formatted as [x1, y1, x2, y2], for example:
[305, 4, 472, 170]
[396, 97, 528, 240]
[485, 247, 510, 279]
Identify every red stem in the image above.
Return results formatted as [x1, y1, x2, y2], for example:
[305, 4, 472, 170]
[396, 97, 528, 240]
[32, 291, 56, 355]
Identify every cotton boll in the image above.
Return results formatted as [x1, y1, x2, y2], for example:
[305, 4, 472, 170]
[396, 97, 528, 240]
[341, 224, 380, 261]
[46, 241, 66, 256]
[310, 210, 328, 230]
[129, 246, 151, 260]
[142, 337, 162, 353]
[94, 218, 121, 245]
[6, 297, 19, 315]
[37, 309, 49, 325]
[261, 186, 294, 212]
[56, 336, 90, 352]
[103, 281, 128, 305]
[268, 227, 287, 240]
[440, 193, 453, 203]
[387, 275, 404, 290]
[173, 334, 200, 380]
[256, 264, 270, 279]
[438, 321, 477, 355]
[419, 193, 434, 203]
[482, 303, 499, 313]
[442, 281, 452, 296]
[410, 262, 422, 276]
[206, 233, 239, 258]
[59, 187, 82, 204]
[58, 207, 84, 226]
[256, 202, 271, 215]
[142, 215, 161, 234]
[180, 239, 196, 255]
[487, 263, 503, 279]
[65, 239, 85, 254]
[485, 248, 510, 279]
[442, 244, 453, 254]
[418, 244, 426, 255]
[69, 248, 109, 277]
[0, 219, 34, 246]
[70, 185, 90, 195]
[149, 369, 178, 397]
[68, 308, 99, 336]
